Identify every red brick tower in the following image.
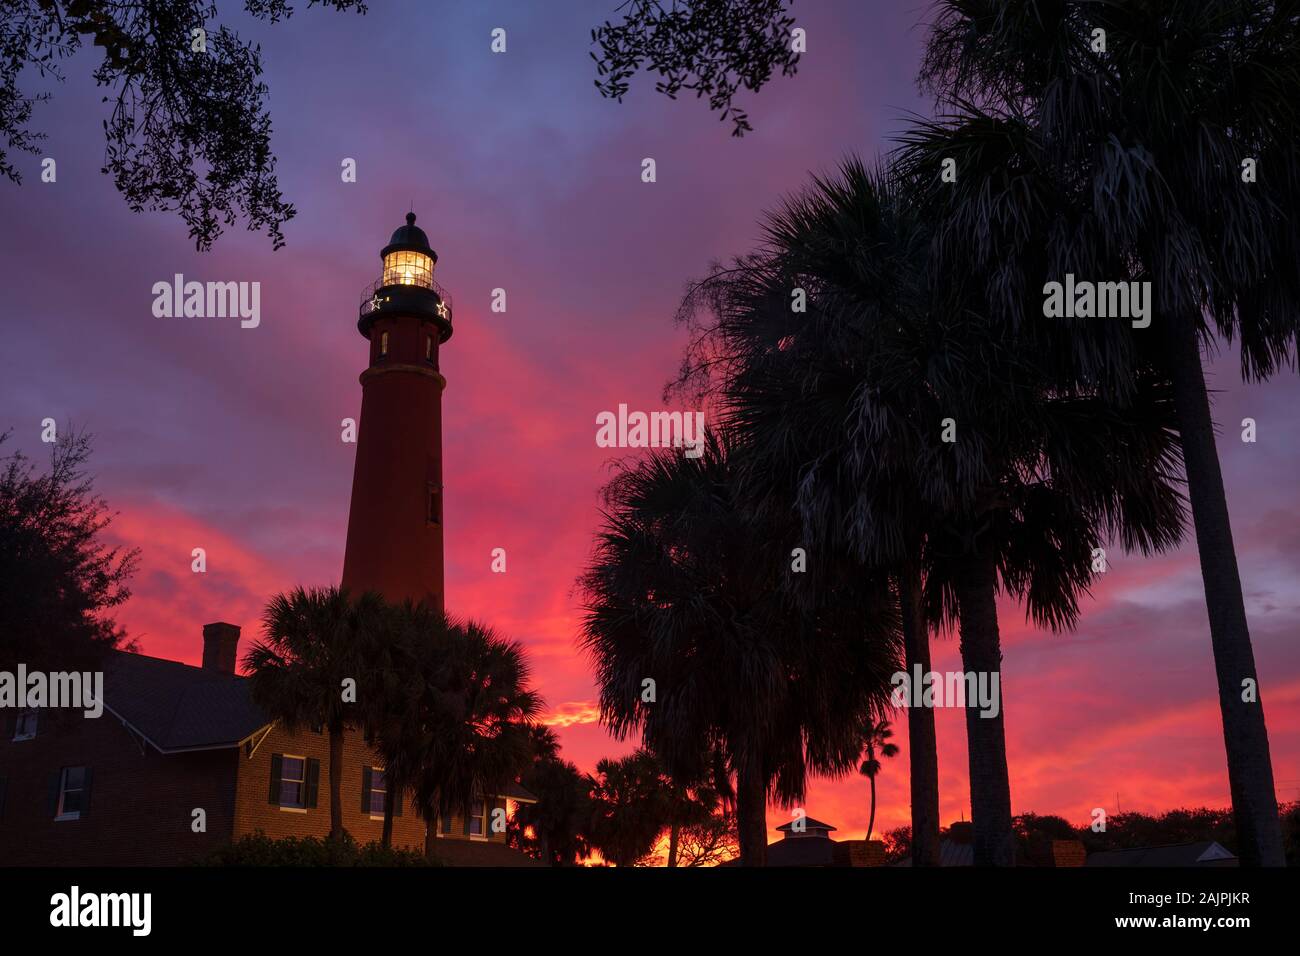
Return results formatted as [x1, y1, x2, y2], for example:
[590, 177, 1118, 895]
[341, 213, 453, 609]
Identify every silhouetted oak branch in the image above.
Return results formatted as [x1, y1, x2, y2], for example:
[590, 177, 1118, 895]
[1, 0, 366, 250]
[591, 0, 801, 136]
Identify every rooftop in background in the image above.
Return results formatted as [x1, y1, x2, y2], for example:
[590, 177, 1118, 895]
[1086, 841, 1238, 867]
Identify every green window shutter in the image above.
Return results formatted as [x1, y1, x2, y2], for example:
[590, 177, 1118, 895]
[268, 754, 283, 805]
[462, 804, 472, 837]
[305, 758, 320, 809]
[46, 771, 62, 816]
[80, 767, 93, 818]
[361, 767, 373, 814]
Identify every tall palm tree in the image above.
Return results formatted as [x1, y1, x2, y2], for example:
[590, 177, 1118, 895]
[676, 160, 1185, 864]
[904, 0, 1300, 866]
[580, 431, 901, 866]
[372, 602, 541, 861]
[244, 586, 387, 839]
[355, 600, 421, 848]
[859, 718, 899, 842]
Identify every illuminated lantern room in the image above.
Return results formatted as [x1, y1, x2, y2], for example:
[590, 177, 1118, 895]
[358, 211, 453, 344]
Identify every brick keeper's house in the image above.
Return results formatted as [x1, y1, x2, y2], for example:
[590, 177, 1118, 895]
[0, 623, 538, 866]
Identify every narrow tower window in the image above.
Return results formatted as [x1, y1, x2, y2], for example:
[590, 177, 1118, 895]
[427, 483, 441, 525]
[379, 331, 389, 358]
[425, 334, 433, 362]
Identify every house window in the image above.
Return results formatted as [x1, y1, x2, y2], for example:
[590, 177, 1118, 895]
[12, 708, 37, 741]
[56, 766, 86, 821]
[369, 769, 387, 817]
[379, 331, 390, 358]
[427, 484, 441, 525]
[439, 813, 453, 836]
[279, 756, 307, 808]
[468, 797, 486, 837]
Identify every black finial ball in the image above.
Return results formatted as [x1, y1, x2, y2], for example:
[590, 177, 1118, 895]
[406, 212, 417, 226]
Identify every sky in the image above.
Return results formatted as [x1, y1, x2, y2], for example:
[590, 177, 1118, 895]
[1, 0, 1297, 848]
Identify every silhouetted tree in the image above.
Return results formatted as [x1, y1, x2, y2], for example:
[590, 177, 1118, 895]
[675, 159, 1185, 865]
[0, 0, 365, 248]
[369, 603, 541, 862]
[586, 749, 675, 867]
[509, 725, 594, 866]
[859, 718, 899, 841]
[591, 0, 800, 136]
[0, 428, 137, 672]
[580, 431, 900, 866]
[245, 586, 386, 838]
[676, 807, 739, 867]
[900, 0, 1300, 868]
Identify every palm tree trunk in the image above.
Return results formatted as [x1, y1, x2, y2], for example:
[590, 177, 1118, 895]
[1165, 318, 1285, 867]
[954, 548, 1015, 866]
[328, 722, 345, 838]
[381, 781, 394, 848]
[900, 559, 941, 866]
[867, 775, 877, 842]
[735, 745, 768, 866]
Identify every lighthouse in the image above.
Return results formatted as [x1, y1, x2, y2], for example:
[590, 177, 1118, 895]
[341, 213, 453, 609]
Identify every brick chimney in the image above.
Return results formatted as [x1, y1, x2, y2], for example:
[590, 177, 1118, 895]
[1050, 839, 1088, 867]
[201, 622, 241, 674]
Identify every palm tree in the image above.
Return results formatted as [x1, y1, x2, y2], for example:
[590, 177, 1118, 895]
[510, 725, 593, 865]
[580, 431, 900, 866]
[587, 749, 674, 867]
[244, 586, 387, 839]
[859, 718, 899, 842]
[675, 159, 1185, 864]
[372, 602, 541, 861]
[903, 0, 1300, 866]
[354, 600, 420, 848]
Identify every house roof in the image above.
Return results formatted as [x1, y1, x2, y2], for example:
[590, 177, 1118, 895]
[102, 650, 268, 752]
[1086, 841, 1238, 867]
[777, 816, 837, 833]
[500, 781, 539, 804]
[721, 817, 847, 867]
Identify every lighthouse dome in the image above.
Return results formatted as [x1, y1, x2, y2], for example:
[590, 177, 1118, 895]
[382, 212, 437, 261]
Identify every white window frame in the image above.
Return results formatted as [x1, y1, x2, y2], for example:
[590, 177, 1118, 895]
[278, 754, 308, 811]
[468, 797, 487, 840]
[55, 766, 85, 822]
[368, 767, 387, 820]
